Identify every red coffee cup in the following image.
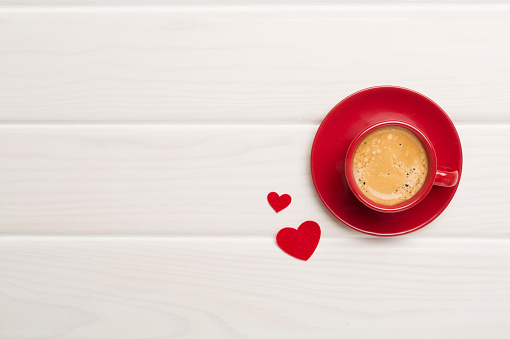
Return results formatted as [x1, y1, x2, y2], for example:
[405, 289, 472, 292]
[345, 121, 458, 213]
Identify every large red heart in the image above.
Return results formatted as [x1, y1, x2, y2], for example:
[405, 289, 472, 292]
[276, 221, 321, 261]
[267, 192, 291, 213]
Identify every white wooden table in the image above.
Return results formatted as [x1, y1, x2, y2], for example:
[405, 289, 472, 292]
[1, 1, 510, 338]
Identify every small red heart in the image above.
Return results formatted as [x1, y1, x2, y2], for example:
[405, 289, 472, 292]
[267, 192, 291, 213]
[276, 221, 321, 261]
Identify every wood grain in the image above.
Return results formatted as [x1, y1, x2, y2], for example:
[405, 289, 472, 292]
[0, 124, 507, 237]
[1, 237, 509, 338]
[1, 7, 510, 123]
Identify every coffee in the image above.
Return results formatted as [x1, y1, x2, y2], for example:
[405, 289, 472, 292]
[352, 126, 428, 206]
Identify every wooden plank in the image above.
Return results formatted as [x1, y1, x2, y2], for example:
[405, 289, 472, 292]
[2, 1, 508, 7]
[0, 7, 510, 122]
[0, 124, 507, 237]
[1, 237, 509, 338]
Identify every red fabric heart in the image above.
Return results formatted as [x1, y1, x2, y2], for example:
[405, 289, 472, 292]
[267, 192, 291, 213]
[276, 221, 321, 261]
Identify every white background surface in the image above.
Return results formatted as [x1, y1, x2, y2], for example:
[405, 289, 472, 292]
[1, 2, 510, 338]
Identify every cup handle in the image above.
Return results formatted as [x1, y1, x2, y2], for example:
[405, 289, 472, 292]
[434, 169, 459, 187]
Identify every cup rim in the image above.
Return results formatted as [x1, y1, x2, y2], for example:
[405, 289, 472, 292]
[345, 120, 437, 213]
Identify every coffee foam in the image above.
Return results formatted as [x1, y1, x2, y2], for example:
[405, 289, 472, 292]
[352, 126, 428, 206]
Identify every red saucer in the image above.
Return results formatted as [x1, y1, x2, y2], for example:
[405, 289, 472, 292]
[311, 86, 463, 236]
